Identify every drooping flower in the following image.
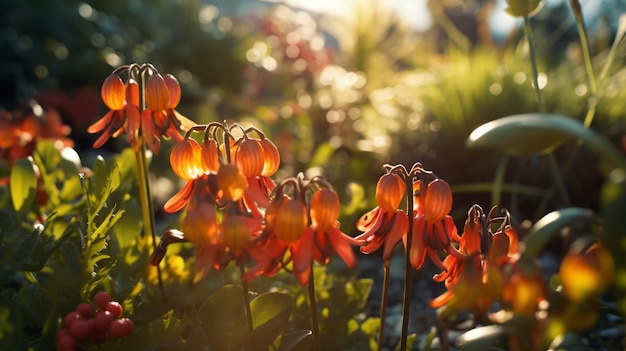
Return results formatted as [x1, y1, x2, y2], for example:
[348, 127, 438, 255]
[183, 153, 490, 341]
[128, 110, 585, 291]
[89, 65, 195, 153]
[87, 75, 140, 149]
[243, 176, 361, 286]
[355, 172, 409, 260]
[409, 176, 464, 270]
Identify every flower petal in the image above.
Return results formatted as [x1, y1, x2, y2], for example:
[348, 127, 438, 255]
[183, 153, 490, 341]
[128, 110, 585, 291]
[327, 226, 356, 268]
[164, 180, 196, 213]
[292, 227, 314, 286]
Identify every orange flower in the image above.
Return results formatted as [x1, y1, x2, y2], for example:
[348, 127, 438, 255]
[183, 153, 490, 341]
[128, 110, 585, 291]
[87, 75, 141, 149]
[355, 172, 409, 260]
[430, 205, 519, 317]
[409, 177, 463, 270]
[142, 73, 193, 153]
[243, 178, 360, 286]
[559, 242, 614, 303]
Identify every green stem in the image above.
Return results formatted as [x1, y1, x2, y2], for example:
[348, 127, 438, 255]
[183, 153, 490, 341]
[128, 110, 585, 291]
[523, 15, 546, 113]
[377, 259, 391, 351]
[569, 0, 597, 98]
[400, 175, 414, 351]
[308, 267, 320, 351]
[135, 144, 164, 298]
[240, 263, 255, 351]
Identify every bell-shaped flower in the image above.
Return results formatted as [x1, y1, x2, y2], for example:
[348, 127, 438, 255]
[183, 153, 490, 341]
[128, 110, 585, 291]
[355, 172, 409, 260]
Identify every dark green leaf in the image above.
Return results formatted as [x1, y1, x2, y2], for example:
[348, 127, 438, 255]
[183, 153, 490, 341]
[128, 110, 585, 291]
[523, 207, 595, 257]
[250, 292, 293, 350]
[467, 114, 626, 170]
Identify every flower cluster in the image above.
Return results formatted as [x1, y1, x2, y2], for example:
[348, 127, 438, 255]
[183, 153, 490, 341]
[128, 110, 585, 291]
[152, 122, 359, 285]
[88, 63, 195, 153]
[0, 103, 72, 165]
[356, 163, 464, 269]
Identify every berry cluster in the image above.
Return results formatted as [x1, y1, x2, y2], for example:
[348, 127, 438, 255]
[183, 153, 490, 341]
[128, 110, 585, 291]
[56, 291, 134, 351]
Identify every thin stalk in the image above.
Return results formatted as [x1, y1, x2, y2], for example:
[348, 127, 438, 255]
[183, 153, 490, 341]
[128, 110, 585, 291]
[240, 263, 255, 351]
[569, 0, 598, 104]
[135, 142, 164, 298]
[308, 267, 320, 350]
[377, 259, 391, 351]
[400, 176, 414, 351]
[522, 15, 546, 113]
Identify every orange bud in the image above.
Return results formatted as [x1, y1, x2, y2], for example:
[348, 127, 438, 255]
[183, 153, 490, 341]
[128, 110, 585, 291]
[560, 243, 615, 302]
[235, 138, 265, 177]
[216, 163, 248, 202]
[265, 194, 287, 231]
[145, 73, 169, 111]
[101, 74, 126, 110]
[259, 138, 280, 177]
[163, 74, 181, 108]
[423, 179, 452, 222]
[310, 188, 340, 232]
[376, 173, 405, 212]
[170, 138, 203, 180]
[201, 138, 221, 173]
[274, 197, 308, 243]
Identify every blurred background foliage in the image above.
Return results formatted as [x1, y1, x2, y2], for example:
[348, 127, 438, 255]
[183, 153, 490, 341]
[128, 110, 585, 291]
[1, 0, 626, 227]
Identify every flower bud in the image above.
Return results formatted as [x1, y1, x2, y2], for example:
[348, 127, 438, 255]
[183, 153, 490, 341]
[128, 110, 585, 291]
[101, 74, 126, 110]
[235, 138, 265, 177]
[560, 243, 615, 302]
[222, 214, 251, 252]
[163, 74, 181, 108]
[422, 179, 452, 222]
[274, 197, 308, 243]
[376, 173, 405, 212]
[170, 138, 203, 180]
[310, 188, 340, 232]
[145, 73, 169, 111]
[201, 138, 221, 174]
[260, 138, 280, 177]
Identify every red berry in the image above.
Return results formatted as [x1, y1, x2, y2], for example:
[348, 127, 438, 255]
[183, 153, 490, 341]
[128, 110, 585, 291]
[76, 302, 93, 317]
[63, 311, 82, 329]
[57, 332, 77, 351]
[93, 291, 111, 309]
[69, 319, 94, 340]
[108, 318, 134, 339]
[105, 301, 123, 318]
[94, 310, 115, 331]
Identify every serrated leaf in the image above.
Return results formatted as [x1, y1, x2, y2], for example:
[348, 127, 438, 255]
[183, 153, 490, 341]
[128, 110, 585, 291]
[467, 114, 626, 170]
[250, 292, 293, 350]
[10, 157, 37, 216]
[523, 207, 595, 257]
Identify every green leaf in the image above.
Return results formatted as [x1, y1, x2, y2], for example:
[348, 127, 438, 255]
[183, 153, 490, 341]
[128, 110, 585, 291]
[250, 292, 293, 350]
[523, 207, 595, 257]
[456, 325, 509, 350]
[10, 157, 37, 217]
[467, 113, 626, 170]
[198, 285, 247, 350]
[276, 330, 312, 351]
